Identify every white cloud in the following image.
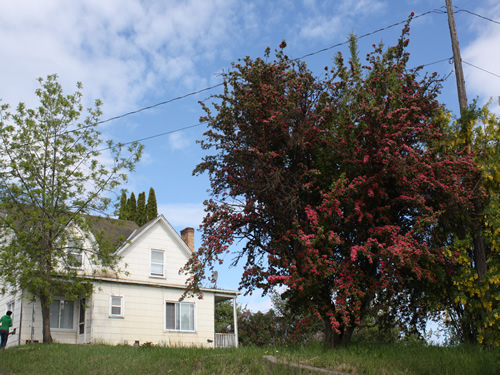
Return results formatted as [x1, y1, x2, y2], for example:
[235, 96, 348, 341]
[168, 132, 191, 151]
[300, 15, 344, 40]
[462, 1, 500, 105]
[298, 0, 387, 42]
[0, 0, 239, 117]
[337, 0, 386, 17]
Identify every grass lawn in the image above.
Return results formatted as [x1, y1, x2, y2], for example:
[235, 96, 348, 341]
[0, 342, 497, 374]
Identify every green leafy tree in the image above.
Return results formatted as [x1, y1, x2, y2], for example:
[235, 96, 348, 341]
[0, 74, 143, 343]
[127, 192, 137, 223]
[136, 192, 147, 226]
[214, 300, 243, 333]
[146, 187, 158, 222]
[270, 290, 323, 344]
[182, 18, 478, 347]
[238, 309, 278, 346]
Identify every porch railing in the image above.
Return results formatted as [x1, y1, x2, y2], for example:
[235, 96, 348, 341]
[215, 333, 236, 348]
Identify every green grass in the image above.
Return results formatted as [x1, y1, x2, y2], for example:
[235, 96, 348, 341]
[0, 342, 497, 374]
[280, 342, 500, 375]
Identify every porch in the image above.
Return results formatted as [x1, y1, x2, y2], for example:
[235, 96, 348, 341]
[214, 292, 239, 348]
[215, 333, 237, 348]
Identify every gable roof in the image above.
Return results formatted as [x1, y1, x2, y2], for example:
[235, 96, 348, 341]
[2, 211, 192, 258]
[115, 214, 193, 257]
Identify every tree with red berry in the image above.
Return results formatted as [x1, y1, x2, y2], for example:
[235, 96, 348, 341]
[183, 17, 479, 347]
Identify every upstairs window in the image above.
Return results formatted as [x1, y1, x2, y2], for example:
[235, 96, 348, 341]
[64, 239, 84, 269]
[67, 249, 83, 269]
[150, 249, 165, 277]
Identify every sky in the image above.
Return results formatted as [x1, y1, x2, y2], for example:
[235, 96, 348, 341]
[1, 0, 499, 312]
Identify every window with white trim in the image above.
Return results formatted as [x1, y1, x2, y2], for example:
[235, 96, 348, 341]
[150, 249, 165, 277]
[109, 295, 124, 317]
[64, 238, 84, 269]
[49, 299, 74, 329]
[67, 249, 83, 268]
[6, 301, 14, 322]
[165, 301, 195, 331]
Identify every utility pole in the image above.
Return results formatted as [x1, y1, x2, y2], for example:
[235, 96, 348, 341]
[446, 0, 487, 282]
[445, 0, 468, 111]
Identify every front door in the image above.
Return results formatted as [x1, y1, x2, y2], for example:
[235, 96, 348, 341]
[78, 298, 86, 344]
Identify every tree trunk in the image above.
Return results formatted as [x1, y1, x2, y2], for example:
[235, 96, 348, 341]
[40, 293, 53, 344]
[472, 198, 487, 280]
[323, 318, 355, 348]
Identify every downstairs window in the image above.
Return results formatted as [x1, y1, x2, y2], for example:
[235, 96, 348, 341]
[49, 299, 74, 329]
[165, 301, 194, 331]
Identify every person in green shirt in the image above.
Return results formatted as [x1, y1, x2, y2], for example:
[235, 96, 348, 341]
[0, 311, 13, 349]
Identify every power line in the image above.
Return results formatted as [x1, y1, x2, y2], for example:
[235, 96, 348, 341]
[93, 7, 447, 127]
[110, 58, 457, 150]
[98, 5, 492, 134]
[3, 6, 497, 153]
[463, 61, 500, 79]
[5, 6, 445, 150]
[97, 85, 222, 125]
[94, 5, 497, 127]
[297, 7, 446, 61]
[454, 7, 500, 25]
[420, 57, 453, 68]
[96, 122, 208, 153]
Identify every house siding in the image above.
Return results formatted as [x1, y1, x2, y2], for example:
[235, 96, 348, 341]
[115, 220, 191, 286]
[0, 292, 22, 347]
[8, 297, 82, 346]
[92, 281, 215, 347]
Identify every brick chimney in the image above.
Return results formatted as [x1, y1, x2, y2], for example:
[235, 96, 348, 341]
[181, 227, 195, 252]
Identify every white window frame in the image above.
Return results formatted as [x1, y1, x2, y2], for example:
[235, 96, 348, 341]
[109, 295, 124, 318]
[150, 249, 165, 278]
[164, 300, 196, 332]
[6, 300, 14, 323]
[67, 248, 84, 269]
[49, 299, 75, 330]
[64, 237, 85, 269]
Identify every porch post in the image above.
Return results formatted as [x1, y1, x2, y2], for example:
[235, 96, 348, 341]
[232, 296, 238, 348]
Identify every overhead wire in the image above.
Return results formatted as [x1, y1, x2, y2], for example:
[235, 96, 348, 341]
[297, 7, 446, 60]
[88, 7, 450, 130]
[95, 4, 496, 130]
[463, 61, 500, 79]
[93, 57, 457, 154]
[95, 122, 208, 153]
[97, 85, 222, 126]
[454, 7, 500, 25]
[3, 5, 499, 152]
[2, 6, 446, 152]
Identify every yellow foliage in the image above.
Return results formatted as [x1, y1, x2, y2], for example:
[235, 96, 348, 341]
[445, 99, 500, 346]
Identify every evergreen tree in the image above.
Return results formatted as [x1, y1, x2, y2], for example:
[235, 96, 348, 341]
[118, 191, 128, 220]
[147, 187, 158, 221]
[136, 192, 147, 226]
[127, 193, 137, 223]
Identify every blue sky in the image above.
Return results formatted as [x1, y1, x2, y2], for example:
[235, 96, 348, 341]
[1, 0, 499, 312]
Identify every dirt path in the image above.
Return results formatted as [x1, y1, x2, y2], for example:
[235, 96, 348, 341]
[263, 355, 351, 375]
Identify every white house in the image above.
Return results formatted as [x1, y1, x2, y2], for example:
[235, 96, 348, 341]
[0, 215, 239, 348]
